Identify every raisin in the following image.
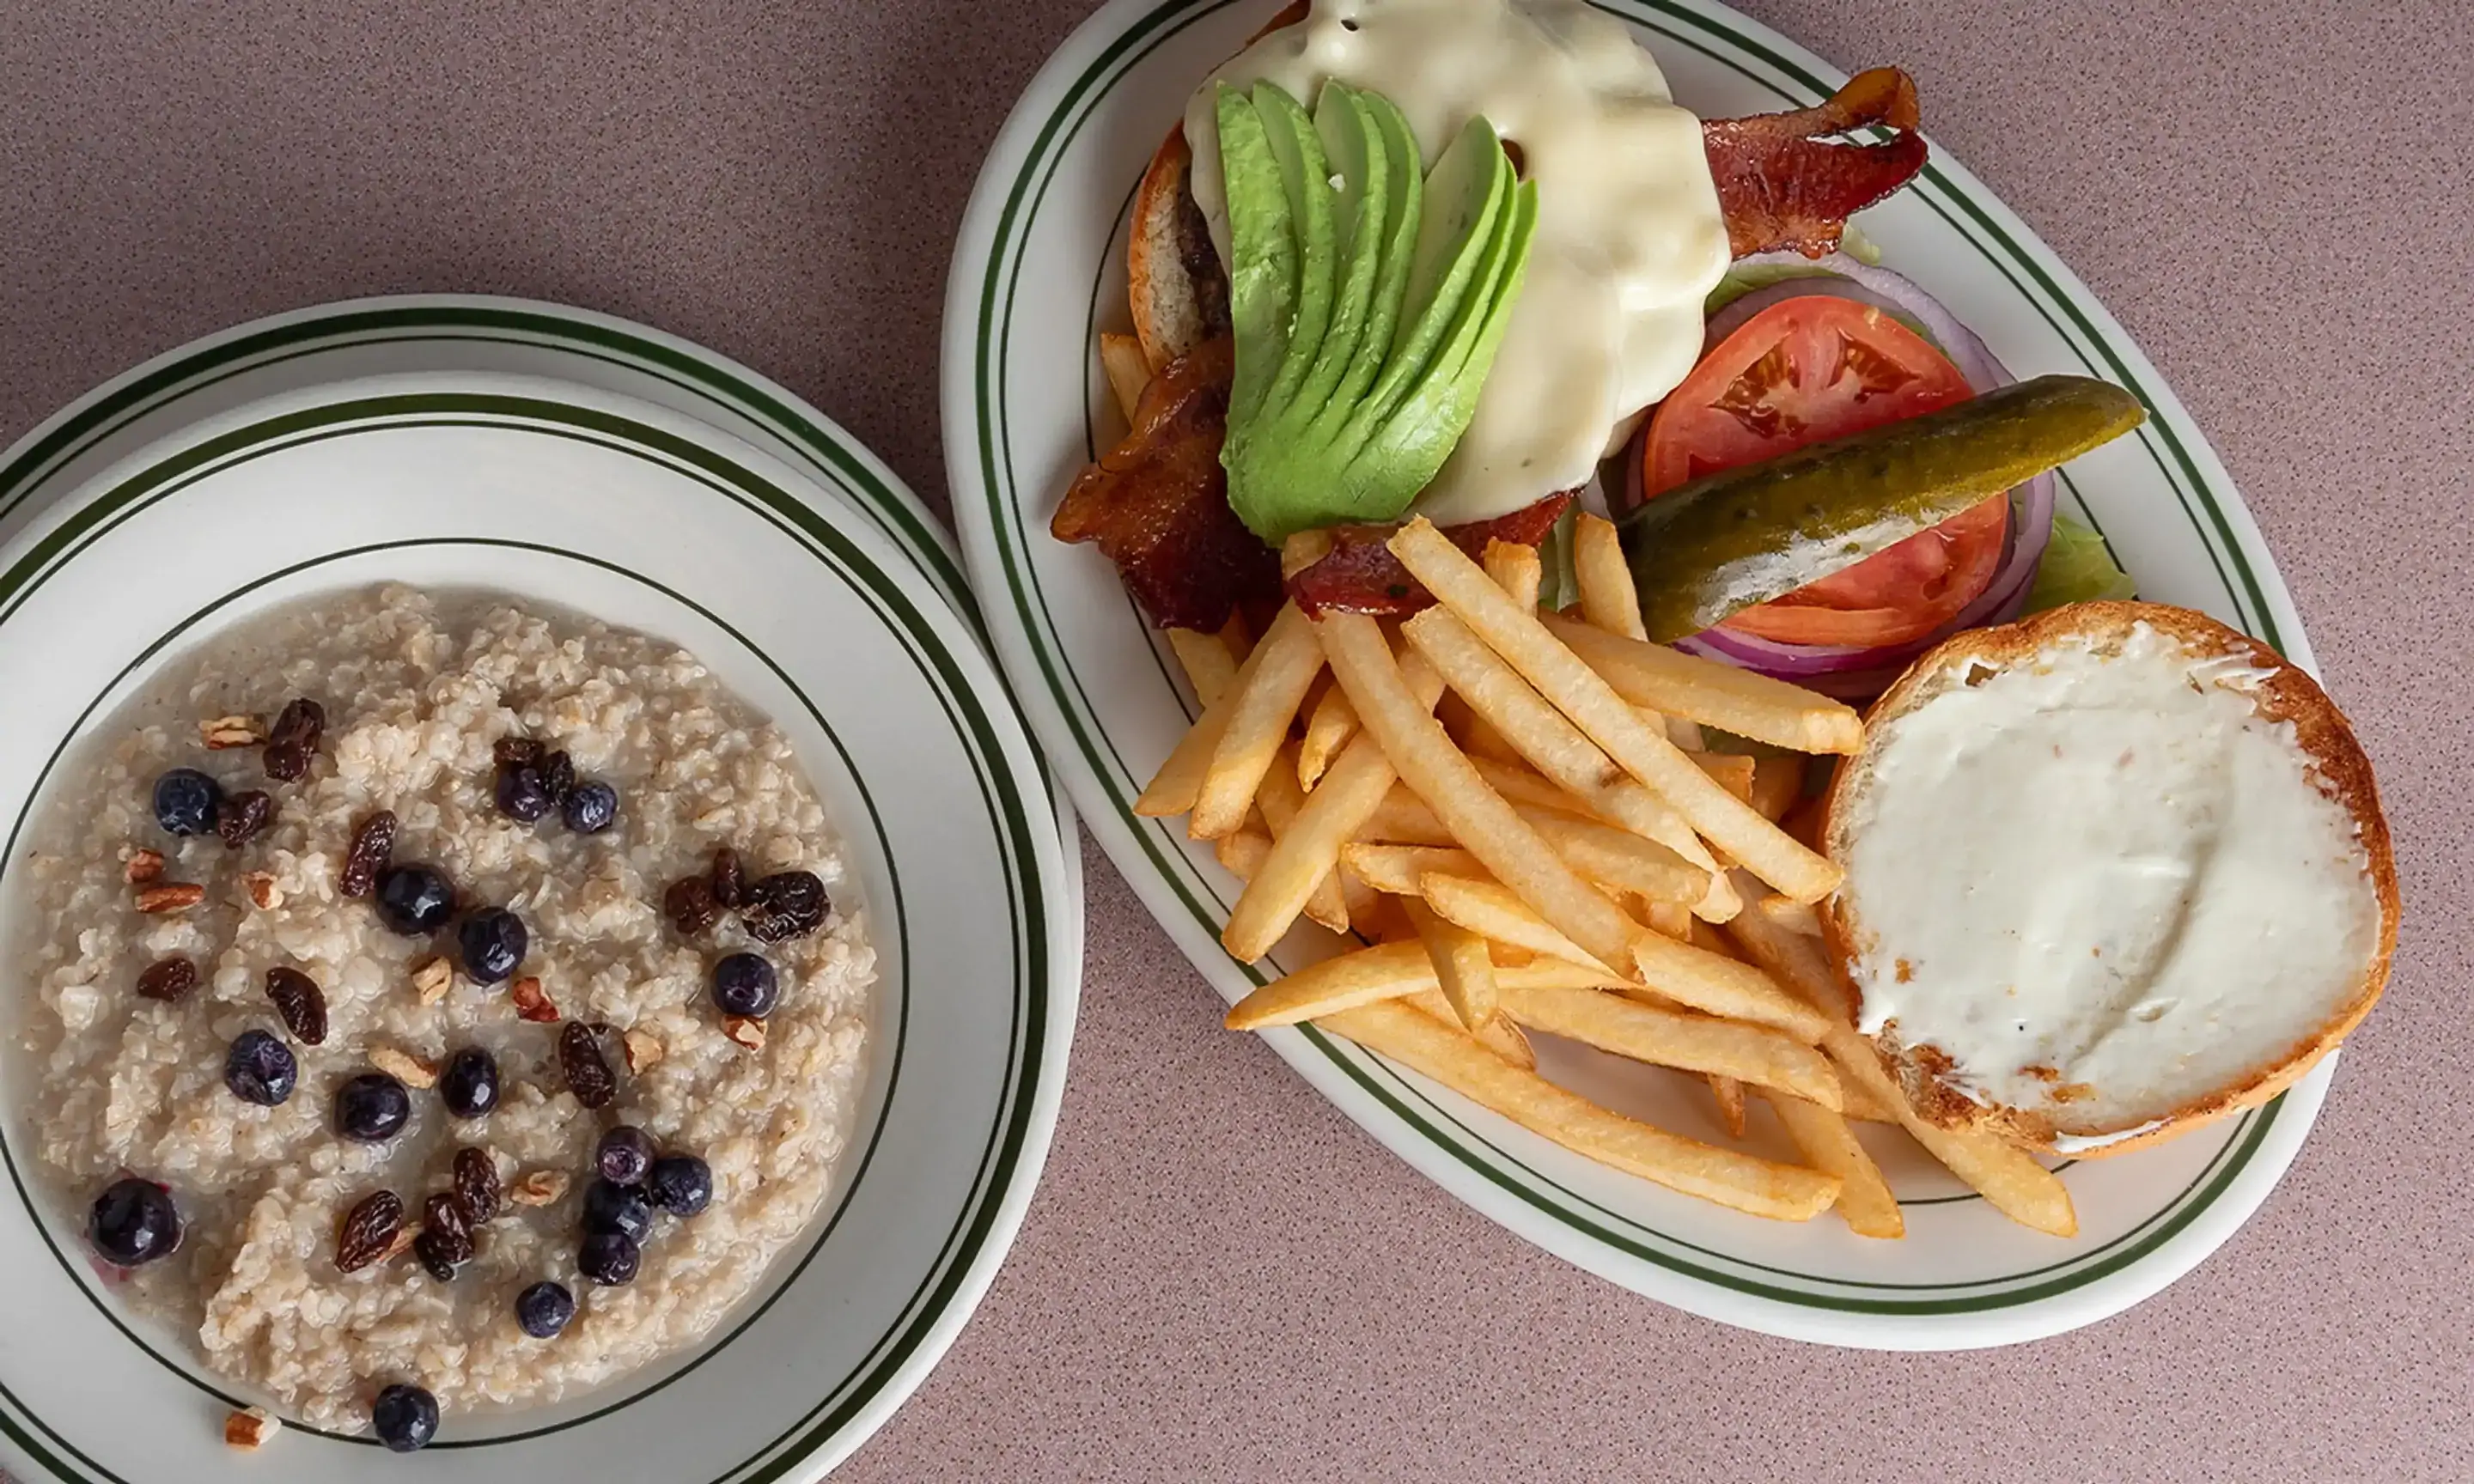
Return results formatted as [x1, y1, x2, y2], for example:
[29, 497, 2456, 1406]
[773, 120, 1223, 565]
[263, 698, 326, 782]
[709, 848, 744, 909]
[335, 1189, 404, 1273]
[265, 966, 329, 1045]
[740, 871, 828, 942]
[216, 789, 274, 848]
[134, 958, 198, 1003]
[539, 750, 575, 805]
[492, 736, 543, 768]
[413, 1230, 461, 1282]
[339, 810, 397, 897]
[559, 1022, 616, 1110]
[422, 1193, 474, 1264]
[452, 1147, 500, 1226]
[663, 876, 719, 937]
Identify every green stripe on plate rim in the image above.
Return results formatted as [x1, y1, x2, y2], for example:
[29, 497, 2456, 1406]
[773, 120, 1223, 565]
[0, 301, 982, 638]
[0, 394, 1051, 1483]
[966, 0, 2285, 1312]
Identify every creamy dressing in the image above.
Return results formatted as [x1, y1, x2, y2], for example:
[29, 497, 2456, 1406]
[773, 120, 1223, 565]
[1839, 623, 2381, 1135]
[1183, 0, 1729, 523]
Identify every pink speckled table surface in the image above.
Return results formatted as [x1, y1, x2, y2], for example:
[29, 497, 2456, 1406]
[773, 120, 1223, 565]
[3, 0, 2469, 1479]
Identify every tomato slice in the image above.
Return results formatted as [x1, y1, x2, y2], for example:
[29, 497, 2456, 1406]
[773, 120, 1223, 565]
[1641, 295, 2009, 648]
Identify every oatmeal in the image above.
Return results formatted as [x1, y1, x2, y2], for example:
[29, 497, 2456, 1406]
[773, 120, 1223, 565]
[9, 586, 875, 1432]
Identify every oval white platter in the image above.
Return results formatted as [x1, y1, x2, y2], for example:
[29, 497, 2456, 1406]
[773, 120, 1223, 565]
[0, 369, 1078, 1481]
[941, 0, 2332, 1348]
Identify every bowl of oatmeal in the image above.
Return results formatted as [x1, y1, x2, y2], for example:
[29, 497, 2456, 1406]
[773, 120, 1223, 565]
[0, 373, 1077, 1481]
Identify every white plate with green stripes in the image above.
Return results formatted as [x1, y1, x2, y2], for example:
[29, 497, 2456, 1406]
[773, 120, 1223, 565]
[0, 367, 1078, 1480]
[941, 0, 2334, 1348]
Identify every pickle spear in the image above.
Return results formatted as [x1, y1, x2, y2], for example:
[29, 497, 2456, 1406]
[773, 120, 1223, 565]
[1619, 374, 2145, 642]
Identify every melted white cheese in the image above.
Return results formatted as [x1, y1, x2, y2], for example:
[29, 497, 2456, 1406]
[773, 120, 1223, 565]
[1183, 0, 1728, 523]
[1839, 623, 2381, 1136]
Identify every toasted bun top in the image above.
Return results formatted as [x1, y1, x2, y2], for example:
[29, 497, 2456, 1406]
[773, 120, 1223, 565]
[1819, 602, 2398, 1148]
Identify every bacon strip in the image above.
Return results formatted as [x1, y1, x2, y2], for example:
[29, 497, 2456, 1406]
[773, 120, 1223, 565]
[1287, 494, 1575, 618]
[1051, 338, 1282, 633]
[1703, 68, 1929, 259]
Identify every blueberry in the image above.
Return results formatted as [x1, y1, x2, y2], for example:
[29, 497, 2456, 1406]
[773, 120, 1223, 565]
[335, 1072, 412, 1143]
[439, 1048, 501, 1119]
[372, 1384, 439, 1452]
[456, 908, 527, 984]
[560, 780, 618, 834]
[581, 1178, 654, 1243]
[646, 1154, 712, 1218]
[495, 763, 552, 823]
[151, 769, 222, 837]
[515, 1280, 576, 1340]
[596, 1126, 655, 1186]
[89, 1177, 182, 1267]
[710, 953, 779, 1019]
[577, 1231, 641, 1286]
[375, 863, 457, 935]
[223, 1030, 297, 1107]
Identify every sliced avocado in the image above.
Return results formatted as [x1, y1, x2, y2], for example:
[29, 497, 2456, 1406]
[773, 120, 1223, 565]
[1215, 81, 1295, 435]
[1348, 113, 1512, 443]
[1250, 82, 1336, 419]
[1267, 82, 1384, 437]
[1299, 86, 1422, 453]
[1344, 167, 1535, 496]
[1214, 87, 1537, 541]
[1618, 374, 2149, 642]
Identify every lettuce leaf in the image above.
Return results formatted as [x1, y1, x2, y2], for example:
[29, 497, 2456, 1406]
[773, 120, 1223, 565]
[1534, 499, 1581, 614]
[2023, 514, 2137, 613]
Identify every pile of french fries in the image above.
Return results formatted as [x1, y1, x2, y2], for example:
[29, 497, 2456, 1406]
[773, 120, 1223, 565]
[1104, 333, 2079, 1238]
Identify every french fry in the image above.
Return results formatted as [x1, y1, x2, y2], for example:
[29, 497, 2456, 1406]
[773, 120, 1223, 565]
[1538, 612, 1864, 755]
[1688, 750, 1757, 805]
[1758, 893, 1822, 937]
[1343, 844, 1489, 896]
[1722, 893, 2077, 1237]
[1496, 986, 1842, 1108]
[1630, 928, 1829, 1042]
[1643, 900, 1694, 940]
[1256, 750, 1350, 934]
[1226, 942, 1625, 1030]
[1572, 513, 1648, 642]
[1574, 512, 1691, 744]
[1406, 609, 1716, 865]
[1219, 611, 1254, 663]
[1216, 827, 1272, 878]
[1356, 788, 1712, 906]
[1461, 757, 1736, 917]
[1391, 519, 1841, 902]
[1098, 331, 1149, 424]
[1338, 867, 1386, 937]
[1524, 813, 1709, 905]
[1425, 990, 1539, 1069]
[1356, 788, 1460, 846]
[1707, 1075, 1749, 1138]
[1136, 608, 1285, 818]
[1220, 652, 1447, 961]
[1402, 897, 1498, 1030]
[1749, 754, 1807, 823]
[1482, 538, 1544, 611]
[1298, 683, 1361, 788]
[1419, 873, 1612, 973]
[1319, 613, 1647, 974]
[1166, 627, 1241, 709]
[1765, 1092, 1904, 1238]
[1315, 1000, 1843, 1221]
[1191, 602, 1326, 839]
